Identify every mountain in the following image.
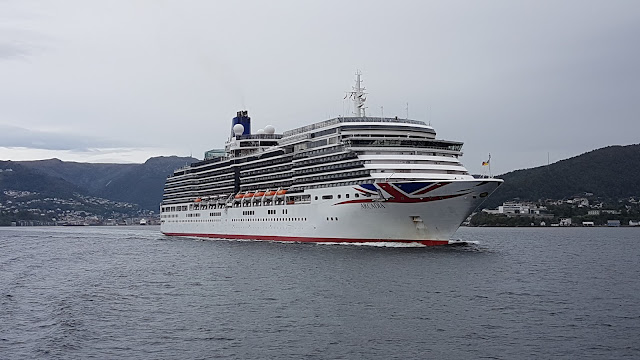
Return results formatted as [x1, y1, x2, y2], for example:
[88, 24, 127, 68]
[483, 144, 640, 208]
[0, 160, 81, 198]
[15, 156, 197, 210]
[17, 158, 133, 194]
[97, 156, 196, 210]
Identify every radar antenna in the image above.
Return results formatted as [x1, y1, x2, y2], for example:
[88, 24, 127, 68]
[346, 71, 367, 117]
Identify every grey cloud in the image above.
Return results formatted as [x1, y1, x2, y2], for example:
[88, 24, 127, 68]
[0, 43, 28, 60]
[0, 124, 134, 151]
[0, 1, 639, 170]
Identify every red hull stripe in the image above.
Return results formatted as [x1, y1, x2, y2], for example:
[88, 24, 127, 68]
[161, 233, 450, 246]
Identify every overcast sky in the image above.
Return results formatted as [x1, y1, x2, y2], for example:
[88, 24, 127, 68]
[1, 0, 638, 175]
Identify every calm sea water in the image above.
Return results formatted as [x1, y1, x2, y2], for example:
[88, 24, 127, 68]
[1, 226, 639, 359]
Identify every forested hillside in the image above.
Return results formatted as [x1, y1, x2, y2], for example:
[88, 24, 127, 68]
[0, 161, 80, 198]
[13, 156, 196, 210]
[483, 144, 640, 208]
[96, 156, 196, 210]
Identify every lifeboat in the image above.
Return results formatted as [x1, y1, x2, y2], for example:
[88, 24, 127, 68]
[276, 189, 287, 196]
[265, 191, 276, 196]
[243, 193, 254, 198]
[254, 191, 265, 197]
[194, 198, 202, 202]
[234, 193, 244, 199]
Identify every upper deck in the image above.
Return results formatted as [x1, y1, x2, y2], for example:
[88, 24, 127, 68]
[282, 116, 433, 137]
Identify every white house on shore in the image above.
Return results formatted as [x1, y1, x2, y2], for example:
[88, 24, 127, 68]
[483, 201, 548, 216]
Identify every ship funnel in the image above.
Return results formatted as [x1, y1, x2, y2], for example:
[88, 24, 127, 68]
[231, 110, 251, 137]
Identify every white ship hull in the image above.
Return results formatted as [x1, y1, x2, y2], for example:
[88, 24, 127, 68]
[161, 179, 501, 245]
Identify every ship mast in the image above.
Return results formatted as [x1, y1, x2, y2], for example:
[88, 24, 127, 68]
[348, 71, 367, 117]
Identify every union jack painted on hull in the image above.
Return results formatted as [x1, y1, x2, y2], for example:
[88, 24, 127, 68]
[339, 182, 471, 205]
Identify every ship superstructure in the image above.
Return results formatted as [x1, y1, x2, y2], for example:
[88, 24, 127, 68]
[160, 74, 502, 245]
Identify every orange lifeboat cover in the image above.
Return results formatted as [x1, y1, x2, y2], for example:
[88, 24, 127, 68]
[194, 198, 202, 202]
[265, 191, 276, 196]
[234, 194, 244, 199]
[255, 192, 265, 197]
[276, 190, 287, 195]
[243, 193, 254, 198]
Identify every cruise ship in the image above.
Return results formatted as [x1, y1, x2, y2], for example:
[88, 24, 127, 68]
[160, 74, 503, 245]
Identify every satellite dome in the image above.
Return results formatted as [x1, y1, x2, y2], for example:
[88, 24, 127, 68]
[233, 124, 244, 135]
[264, 125, 275, 134]
[257, 129, 265, 134]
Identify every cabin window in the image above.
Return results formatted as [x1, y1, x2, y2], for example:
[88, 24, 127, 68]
[322, 195, 333, 200]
